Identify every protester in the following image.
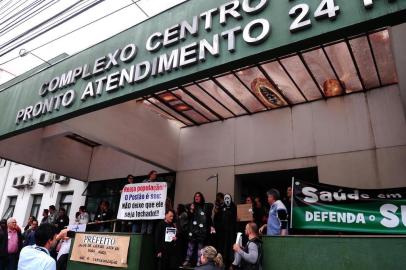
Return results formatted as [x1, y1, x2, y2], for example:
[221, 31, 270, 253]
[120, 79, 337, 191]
[17, 223, 59, 270]
[40, 209, 49, 225]
[56, 229, 74, 270]
[195, 246, 224, 270]
[122, 175, 140, 233]
[183, 192, 214, 267]
[283, 186, 292, 229]
[176, 204, 189, 263]
[252, 197, 267, 229]
[245, 196, 253, 205]
[154, 209, 178, 270]
[48, 206, 57, 224]
[259, 189, 288, 236]
[23, 217, 36, 232]
[94, 200, 114, 232]
[23, 220, 38, 246]
[55, 208, 69, 233]
[4, 217, 23, 270]
[213, 193, 236, 268]
[75, 206, 89, 225]
[0, 219, 7, 270]
[141, 170, 158, 234]
[231, 222, 262, 270]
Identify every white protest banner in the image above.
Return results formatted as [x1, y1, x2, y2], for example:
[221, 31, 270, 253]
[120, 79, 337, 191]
[117, 182, 167, 220]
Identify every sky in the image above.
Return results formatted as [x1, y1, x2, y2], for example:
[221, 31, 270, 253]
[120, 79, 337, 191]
[0, 0, 188, 85]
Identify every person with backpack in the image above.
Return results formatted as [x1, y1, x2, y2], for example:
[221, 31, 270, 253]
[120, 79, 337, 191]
[230, 222, 262, 270]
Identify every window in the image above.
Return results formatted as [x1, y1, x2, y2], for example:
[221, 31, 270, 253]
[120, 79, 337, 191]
[30, 195, 42, 219]
[59, 192, 73, 217]
[2, 196, 17, 219]
[0, 159, 6, 168]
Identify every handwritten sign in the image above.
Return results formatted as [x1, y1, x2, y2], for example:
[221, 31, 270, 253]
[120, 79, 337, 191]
[237, 204, 253, 222]
[70, 233, 130, 268]
[117, 182, 167, 220]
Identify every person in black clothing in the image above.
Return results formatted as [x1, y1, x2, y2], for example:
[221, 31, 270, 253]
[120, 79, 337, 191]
[55, 208, 69, 233]
[40, 209, 49, 225]
[94, 200, 114, 232]
[182, 192, 214, 267]
[23, 216, 36, 232]
[252, 197, 267, 230]
[176, 204, 189, 263]
[154, 209, 178, 270]
[0, 219, 7, 270]
[213, 193, 237, 268]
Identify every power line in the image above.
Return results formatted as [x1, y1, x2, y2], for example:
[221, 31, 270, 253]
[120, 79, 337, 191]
[0, 1, 143, 65]
[0, 0, 105, 56]
[0, 0, 54, 36]
[0, 0, 25, 21]
[4, 0, 100, 47]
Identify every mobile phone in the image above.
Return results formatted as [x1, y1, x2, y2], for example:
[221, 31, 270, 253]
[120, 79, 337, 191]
[67, 231, 76, 238]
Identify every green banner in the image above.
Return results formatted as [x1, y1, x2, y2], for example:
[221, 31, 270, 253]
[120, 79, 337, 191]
[292, 181, 406, 234]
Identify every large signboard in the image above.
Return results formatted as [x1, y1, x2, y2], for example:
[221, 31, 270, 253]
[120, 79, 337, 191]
[0, 0, 405, 139]
[117, 182, 167, 220]
[70, 233, 131, 268]
[292, 180, 406, 234]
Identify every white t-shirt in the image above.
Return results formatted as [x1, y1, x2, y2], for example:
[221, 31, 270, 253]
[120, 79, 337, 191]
[18, 245, 56, 270]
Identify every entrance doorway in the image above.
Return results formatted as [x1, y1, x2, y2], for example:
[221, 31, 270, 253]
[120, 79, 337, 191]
[235, 167, 319, 204]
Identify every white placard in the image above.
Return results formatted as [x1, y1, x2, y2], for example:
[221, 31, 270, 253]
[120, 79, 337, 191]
[117, 182, 167, 220]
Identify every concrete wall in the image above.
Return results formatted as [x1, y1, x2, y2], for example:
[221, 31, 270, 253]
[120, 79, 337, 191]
[174, 85, 406, 205]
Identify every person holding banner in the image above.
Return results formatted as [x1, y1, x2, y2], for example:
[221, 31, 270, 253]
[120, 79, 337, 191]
[182, 192, 214, 267]
[259, 189, 288, 236]
[154, 209, 178, 270]
[141, 170, 158, 235]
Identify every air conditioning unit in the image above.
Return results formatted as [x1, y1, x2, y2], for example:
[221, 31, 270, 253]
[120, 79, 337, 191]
[51, 174, 70, 185]
[12, 175, 34, 189]
[38, 173, 53, 186]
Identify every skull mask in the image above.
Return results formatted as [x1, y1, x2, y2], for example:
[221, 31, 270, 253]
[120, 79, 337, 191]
[224, 194, 232, 207]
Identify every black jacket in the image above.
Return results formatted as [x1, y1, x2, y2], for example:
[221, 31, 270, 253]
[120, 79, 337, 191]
[187, 203, 213, 242]
[0, 228, 7, 258]
[55, 214, 69, 233]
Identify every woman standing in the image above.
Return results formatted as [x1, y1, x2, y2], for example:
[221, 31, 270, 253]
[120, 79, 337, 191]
[183, 192, 214, 267]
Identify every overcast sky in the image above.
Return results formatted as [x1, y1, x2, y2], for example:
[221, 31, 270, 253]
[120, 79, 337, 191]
[0, 0, 188, 85]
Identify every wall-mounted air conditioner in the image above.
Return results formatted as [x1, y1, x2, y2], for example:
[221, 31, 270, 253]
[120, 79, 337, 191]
[38, 173, 53, 186]
[51, 174, 70, 185]
[12, 175, 34, 189]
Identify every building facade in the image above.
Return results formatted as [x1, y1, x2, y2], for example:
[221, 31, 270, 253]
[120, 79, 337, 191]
[0, 0, 404, 216]
[0, 158, 87, 227]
